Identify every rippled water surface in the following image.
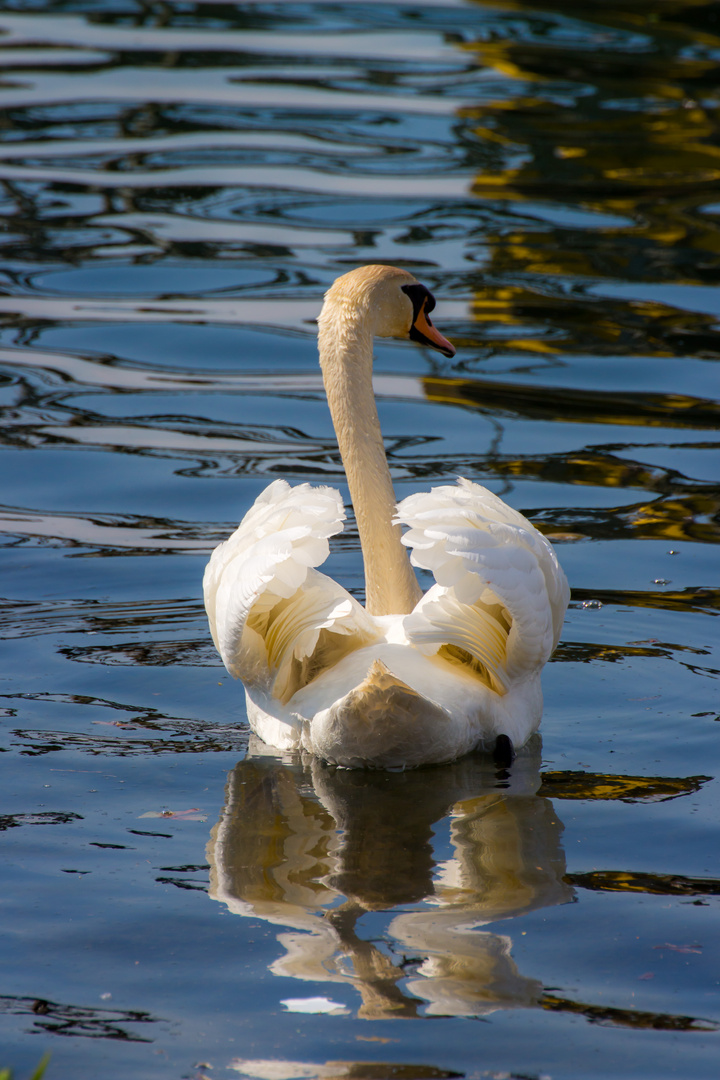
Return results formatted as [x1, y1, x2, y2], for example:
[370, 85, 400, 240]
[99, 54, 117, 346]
[1, 1, 719, 1078]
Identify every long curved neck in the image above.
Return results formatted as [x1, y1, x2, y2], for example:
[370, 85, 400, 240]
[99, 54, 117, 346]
[318, 301, 422, 616]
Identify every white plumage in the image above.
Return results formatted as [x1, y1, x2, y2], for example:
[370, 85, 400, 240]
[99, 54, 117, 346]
[204, 266, 569, 769]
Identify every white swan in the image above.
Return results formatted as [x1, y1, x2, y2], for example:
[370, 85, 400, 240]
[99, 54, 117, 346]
[203, 265, 569, 769]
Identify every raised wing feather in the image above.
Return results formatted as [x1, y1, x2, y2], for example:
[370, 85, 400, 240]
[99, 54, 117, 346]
[396, 478, 569, 685]
[203, 479, 377, 700]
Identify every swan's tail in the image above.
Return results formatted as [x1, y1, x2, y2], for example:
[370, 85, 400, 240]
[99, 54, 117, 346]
[303, 660, 460, 770]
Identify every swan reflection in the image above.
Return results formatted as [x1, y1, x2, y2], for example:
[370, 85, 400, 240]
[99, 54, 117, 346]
[207, 737, 572, 1019]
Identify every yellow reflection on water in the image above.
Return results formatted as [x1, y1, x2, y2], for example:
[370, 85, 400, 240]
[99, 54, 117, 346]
[446, 0, 720, 381]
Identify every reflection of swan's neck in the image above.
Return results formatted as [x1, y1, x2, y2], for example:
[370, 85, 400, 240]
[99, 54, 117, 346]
[318, 301, 422, 616]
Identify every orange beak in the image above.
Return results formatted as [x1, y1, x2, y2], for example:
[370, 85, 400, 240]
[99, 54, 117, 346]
[412, 298, 456, 358]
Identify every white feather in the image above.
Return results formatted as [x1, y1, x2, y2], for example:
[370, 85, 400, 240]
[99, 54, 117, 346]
[396, 478, 570, 686]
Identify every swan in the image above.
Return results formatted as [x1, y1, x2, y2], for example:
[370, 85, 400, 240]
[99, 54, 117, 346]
[203, 264, 569, 769]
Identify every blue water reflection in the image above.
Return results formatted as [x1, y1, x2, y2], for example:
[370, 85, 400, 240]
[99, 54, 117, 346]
[1, 0, 719, 1077]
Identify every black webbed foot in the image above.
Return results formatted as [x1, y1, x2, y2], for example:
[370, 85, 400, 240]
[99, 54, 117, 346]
[493, 733, 515, 769]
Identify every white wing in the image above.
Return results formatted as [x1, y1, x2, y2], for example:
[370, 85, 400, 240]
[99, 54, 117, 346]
[203, 479, 378, 703]
[396, 478, 569, 690]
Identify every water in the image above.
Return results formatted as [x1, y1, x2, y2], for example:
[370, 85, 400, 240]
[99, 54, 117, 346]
[1, 1, 719, 1077]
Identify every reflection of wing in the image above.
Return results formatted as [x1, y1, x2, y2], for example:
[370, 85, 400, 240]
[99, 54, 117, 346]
[207, 749, 339, 926]
[203, 479, 376, 701]
[391, 914, 542, 1017]
[397, 478, 569, 689]
[437, 790, 572, 917]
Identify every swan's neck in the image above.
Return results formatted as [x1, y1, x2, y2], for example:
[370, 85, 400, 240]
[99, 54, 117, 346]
[318, 303, 422, 616]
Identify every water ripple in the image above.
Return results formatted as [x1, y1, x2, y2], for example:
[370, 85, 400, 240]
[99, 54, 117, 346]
[1, 2, 719, 1072]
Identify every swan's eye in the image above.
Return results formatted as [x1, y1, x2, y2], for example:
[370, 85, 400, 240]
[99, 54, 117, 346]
[402, 283, 436, 319]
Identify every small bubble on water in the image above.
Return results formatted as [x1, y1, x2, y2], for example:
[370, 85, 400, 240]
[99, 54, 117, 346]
[582, 600, 602, 609]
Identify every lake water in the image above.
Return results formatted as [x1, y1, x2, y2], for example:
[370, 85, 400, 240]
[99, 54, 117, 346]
[1, 1, 719, 1078]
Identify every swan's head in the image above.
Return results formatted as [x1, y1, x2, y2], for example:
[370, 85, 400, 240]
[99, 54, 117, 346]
[320, 264, 456, 358]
